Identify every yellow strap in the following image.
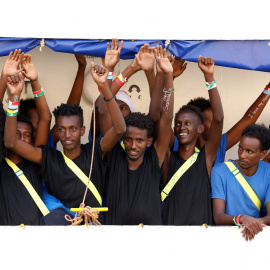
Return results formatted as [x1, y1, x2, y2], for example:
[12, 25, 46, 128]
[5, 157, 50, 216]
[61, 151, 102, 206]
[161, 147, 200, 201]
[225, 161, 261, 211]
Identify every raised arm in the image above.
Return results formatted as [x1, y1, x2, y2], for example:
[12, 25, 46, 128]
[0, 50, 24, 101]
[226, 83, 270, 150]
[99, 38, 124, 136]
[198, 56, 224, 176]
[153, 47, 174, 168]
[0, 100, 5, 165]
[91, 63, 126, 158]
[4, 73, 43, 165]
[51, 54, 87, 145]
[21, 55, 51, 147]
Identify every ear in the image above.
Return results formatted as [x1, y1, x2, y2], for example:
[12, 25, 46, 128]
[198, 124, 205, 134]
[81, 126, 86, 136]
[147, 137, 154, 147]
[260, 149, 268, 160]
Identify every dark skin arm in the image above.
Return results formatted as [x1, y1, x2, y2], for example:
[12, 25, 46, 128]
[21, 55, 51, 147]
[226, 83, 270, 150]
[4, 73, 43, 165]
[0, 100, 5, 165]
[198, 56, 224, 177]
[153, 47, 174, 168]
[51, 54, 87, 145]
[91, 63, 126, 158]
[0, 50, 24, 101]
[213, 198, 269, 241]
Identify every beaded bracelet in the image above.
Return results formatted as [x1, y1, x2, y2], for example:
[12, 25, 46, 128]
[8, 100, 19, 110]
[206, 80, 217, 91]
[233, 215, 242, 228]
[7, 108, 18, 117]
[163, 88, 175, 94]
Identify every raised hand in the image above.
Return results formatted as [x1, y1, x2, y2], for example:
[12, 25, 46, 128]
[2, 49, 24, 78]
[102, 38, 123, 70]
[155, 46, 173, 74]
[7, 72, 25, 96]
[91, 62, 109, 88]
[21, 55, 38, 81]
[130, 55, 142, 72]
[172, 57, 187, 79]
[198, 56, 214, 76]
[135, 44, 155, 71]
[75, 54, 87, 66]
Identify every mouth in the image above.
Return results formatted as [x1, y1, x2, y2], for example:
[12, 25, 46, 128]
[239, 160, 248, 166]
[63, 140, 73, 145]
[128, 150, 138, 156]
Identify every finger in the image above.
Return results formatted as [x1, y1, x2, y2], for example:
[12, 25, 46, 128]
[14, 49, 21, 61]
[7, 51, 13, 60]
[90, 62, 95, 75]
[18, 52, 25, 63]
[144, 44, 149, 53]
[111, 38, 115, 50]
[10, 75, 17, 84]
[118, 40, 124, 52]
[14, 73, 21, 83]
[115, 38, 119, 50]
[107, 42, 110, 51]
[12, 49, 18, 60]
[262, 224, 267, 227]
[182, 63, 188, 70]
[162, 48, 166, 58]
[7, 76, 13, 84]
[29, 55, 32, 64]
[19, 72, 25, 81]
[139, 45, 144, 54]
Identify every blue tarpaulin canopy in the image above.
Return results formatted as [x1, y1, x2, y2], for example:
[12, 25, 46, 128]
[1, 38, 270, 72]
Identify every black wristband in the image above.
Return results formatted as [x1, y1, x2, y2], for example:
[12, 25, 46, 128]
[103, 95, 116, 102]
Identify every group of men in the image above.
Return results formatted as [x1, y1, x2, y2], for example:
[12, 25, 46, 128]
[0, 39, 270, 242]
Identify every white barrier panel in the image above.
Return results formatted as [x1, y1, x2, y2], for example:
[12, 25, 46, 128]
[1, 226, 269, 269]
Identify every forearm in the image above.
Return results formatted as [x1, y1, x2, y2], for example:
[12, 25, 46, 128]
[67, 64, 86, 105]
[0, 75, 8, 102]
[145, 69, 155, 97]
[214, 212, 235, 225]
[4, 94, 20, 149]
[259, 215, 270, 225]
[111, 64, 139, 96]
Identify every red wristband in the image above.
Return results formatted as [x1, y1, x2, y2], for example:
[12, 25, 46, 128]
[236, 214, 242, 225]
[98, 87, 101, 92]
[33, 88, 43, 95]
[115, 77, 124, 87]
[265, 86, 270, 91]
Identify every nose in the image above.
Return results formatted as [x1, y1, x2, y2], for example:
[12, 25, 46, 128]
[239, 150, 247, 159]
[65, 129, 71, 138]
[131, 140, 136, 149]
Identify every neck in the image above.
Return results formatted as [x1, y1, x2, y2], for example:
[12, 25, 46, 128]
[178, 142, 197, 160]
[127, 155, 144, 171]
[235, 160, 259, 177]
[7, 150, 23, 165]
[196, 134, 206, 149]
[63, 146, 82, 160]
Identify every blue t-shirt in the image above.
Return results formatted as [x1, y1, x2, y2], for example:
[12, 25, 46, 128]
[173, 133, 227, 166]
[211, 160, 270, 218]
[46, 130, 56, 149]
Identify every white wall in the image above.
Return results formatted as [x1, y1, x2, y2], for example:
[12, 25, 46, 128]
[1, 45, 270, 159]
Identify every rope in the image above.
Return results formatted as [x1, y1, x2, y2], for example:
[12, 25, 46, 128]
[65, 56, 98, 226]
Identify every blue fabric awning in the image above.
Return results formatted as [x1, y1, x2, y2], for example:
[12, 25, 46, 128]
[1, 38, 270, 72]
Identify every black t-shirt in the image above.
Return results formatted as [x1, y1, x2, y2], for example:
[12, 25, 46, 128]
[106, 143, 162, 225]
[40, 138, 107, 209]
[163, 146, 213, 225]
[0, 159, 42, 225]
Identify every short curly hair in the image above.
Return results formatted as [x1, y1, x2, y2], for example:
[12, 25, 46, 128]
[20, 98, 36, 118]
[17, 115, 34, 139]
[187, 97, 211, 113]
[175, 104, 204, 124]
[125, 112, 154, 138]
[242, 124, 270, 151]
[53, 104, 84, 127]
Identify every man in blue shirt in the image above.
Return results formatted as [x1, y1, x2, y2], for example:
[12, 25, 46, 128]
[211, 124, 270, 241]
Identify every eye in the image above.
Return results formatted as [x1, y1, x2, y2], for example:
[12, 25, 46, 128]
[137, 138, 143, 142]
[59, 128, 64, 132]
[71, 127, 76, 131]
[248, 150, 253, 154]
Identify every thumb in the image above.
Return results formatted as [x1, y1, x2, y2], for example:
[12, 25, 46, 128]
[262, 224, 267, 227]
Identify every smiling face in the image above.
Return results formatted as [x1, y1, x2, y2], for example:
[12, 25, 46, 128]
[123, 126, 153, 163]
[56, 115, 85, 152]
[238, 135, 267, 170]
[117, 100, 131, 118]
[16, 122, 32, 144]
[174, 110, 204, 145]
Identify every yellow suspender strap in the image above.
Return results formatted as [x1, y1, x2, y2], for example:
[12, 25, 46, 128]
[161, 147, 200, 201]
[5, 157, 50, 217]
[224, 161, 261, 211]
[61, 151, 102, 206]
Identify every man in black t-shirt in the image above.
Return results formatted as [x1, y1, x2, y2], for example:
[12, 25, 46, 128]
[104, 46, 175, 225]
[4, 63, 126, 224]
[162, 56, 224, 225]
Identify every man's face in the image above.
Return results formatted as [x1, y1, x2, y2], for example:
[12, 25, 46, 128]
[238, 135, 267, 170]
[56, 115, 85, 152]
[201, 108, 213, 141]
[117, 100, 131, 118]
[16, 122, 32, 144]
[123, 126, 153, 162]
[27, 108, 39, 141]
[174, 110, 204, 145]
